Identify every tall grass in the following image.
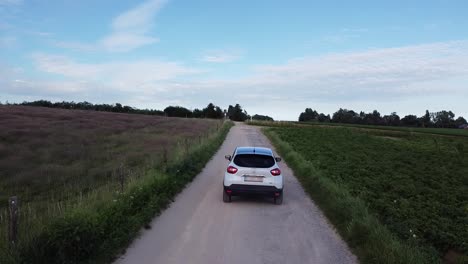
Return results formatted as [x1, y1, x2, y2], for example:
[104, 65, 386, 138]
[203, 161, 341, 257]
[263, 128, 440, 264]
[0, 106, 220, 208]
[2, 120, 233, 263]
[0, 105, 232, 263]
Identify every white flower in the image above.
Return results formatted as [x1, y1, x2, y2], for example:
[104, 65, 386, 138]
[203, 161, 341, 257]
[413, 234, 416, 238]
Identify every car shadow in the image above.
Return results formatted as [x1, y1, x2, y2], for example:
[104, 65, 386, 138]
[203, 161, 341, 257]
[229, 193, 277, 205]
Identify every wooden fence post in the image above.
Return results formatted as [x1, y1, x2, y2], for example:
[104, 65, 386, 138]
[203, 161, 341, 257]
[184, 138, 189, 153]
[119, 164, 125, 193]
[163, 148, 168, 165]
[8, 196, 18, 246]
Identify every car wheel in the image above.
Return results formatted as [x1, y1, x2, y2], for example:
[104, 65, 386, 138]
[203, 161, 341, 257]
[274, 193, 283, 205]
[223, 190, 231, 203]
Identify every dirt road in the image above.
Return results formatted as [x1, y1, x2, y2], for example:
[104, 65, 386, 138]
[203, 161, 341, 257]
[116, 123, 357, 264]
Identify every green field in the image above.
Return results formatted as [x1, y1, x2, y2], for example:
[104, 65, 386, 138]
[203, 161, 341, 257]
[263, 124, 467, 263]
[248, 120, 468, 137]
[297, 121, 468, 137]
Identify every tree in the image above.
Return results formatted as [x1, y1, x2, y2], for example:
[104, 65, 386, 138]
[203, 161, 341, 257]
[163, 106, 192, 118]
[202, 103, 224, 119]
[22, 100, 53, 107]
[455, 116, 467, 127]
[362, 110, 383, 125]
[122, 105, 133, 113]
[298, 108, 319, 122]
[192, 108, 203, 118]
[431, 110, 456, 128]
[332, 108, 359, 123]
[252, 114, 274, 121]
[382, 112, 400, 126]
[227, 104, 249, 121]
[20, 100, 166, 116]
[113, 103, 123, 112]
[401, 115, 419, 127]
[419, 110, 431, 128]
[317, 113, 331, 122]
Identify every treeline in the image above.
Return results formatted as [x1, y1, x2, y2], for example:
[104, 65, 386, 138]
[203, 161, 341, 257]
[19, 100, 165, 116]
[299, 108, 468, 129]
[252, 114, 274, 121]
[14, 100, 226, 119]
[226, 104, 274, 122]
[164, 103, 224, 119]
[10, 100, 272, 122]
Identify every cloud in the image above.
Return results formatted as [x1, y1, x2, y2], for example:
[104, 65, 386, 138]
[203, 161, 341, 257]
[27, 31, 53, 37]
[1, 51, 203, 108]
[99, 0, 166, 52]
[53, 41, 96, 52]
[99, 33, 158, 52]
[171, 40, 468, 112]
[246, 40, 468, 96]
[30, 53, 203, 91]
[53, 0, 167, 53]
[111, 0, 165, 31]
[11, 79, 90, 94]
[202, 49, 242, 63]
[3, 40, 468, 120]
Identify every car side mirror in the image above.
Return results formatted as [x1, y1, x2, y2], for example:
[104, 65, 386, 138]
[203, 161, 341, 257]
[225, 155, 232, 161]
[275, 157, 282, 162]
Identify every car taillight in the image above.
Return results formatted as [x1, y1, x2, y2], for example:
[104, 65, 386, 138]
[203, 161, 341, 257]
[227, 166, 238, 174]
[270, 168, 281, 176]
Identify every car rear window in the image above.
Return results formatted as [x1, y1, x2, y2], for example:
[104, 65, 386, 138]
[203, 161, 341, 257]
[233, 154, 275, 168]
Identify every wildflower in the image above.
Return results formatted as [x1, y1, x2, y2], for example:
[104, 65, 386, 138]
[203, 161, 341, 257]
[393, 200, 397, 203]
[413, 234, 416, 238]
[410, 229, 412, 233]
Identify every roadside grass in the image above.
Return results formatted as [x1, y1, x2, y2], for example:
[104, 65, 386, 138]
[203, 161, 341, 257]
[0, 105, 232, 263]
[262, 125, 467, 264]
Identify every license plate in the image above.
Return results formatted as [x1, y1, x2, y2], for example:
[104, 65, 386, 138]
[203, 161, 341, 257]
[244, 176, 263, 182]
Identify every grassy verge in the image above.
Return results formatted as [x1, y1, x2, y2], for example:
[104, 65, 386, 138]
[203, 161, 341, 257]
[4, 121, 233, 264]
[262, 128, 441, 264]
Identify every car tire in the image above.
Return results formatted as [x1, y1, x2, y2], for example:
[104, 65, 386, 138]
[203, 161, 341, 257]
[223, 190, 231, 203]
[274, 193, 283, 205]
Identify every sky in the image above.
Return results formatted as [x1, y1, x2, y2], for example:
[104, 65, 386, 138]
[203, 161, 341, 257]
[1, 0, 467, 120]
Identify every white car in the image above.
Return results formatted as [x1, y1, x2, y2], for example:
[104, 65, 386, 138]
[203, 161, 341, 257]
[223, 147, 284, 204]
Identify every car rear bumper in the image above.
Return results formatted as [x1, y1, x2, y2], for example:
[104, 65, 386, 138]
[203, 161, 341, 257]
[224, 184, 282, 195]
